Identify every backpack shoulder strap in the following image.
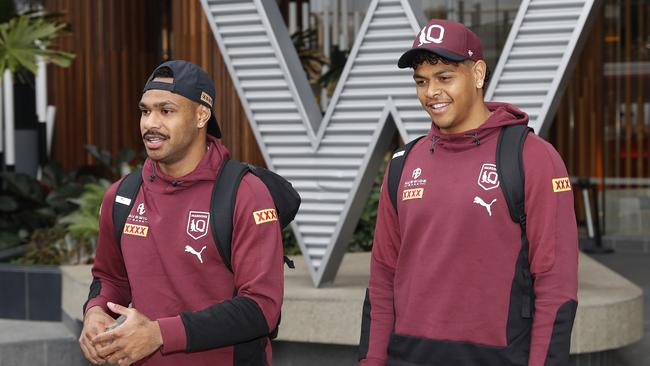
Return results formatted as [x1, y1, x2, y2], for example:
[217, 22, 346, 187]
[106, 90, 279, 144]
[210, 159, 250, 272]
[496, 124, 532, 225]
[112, 169, 143, 252]
[388, 136, 425, 210]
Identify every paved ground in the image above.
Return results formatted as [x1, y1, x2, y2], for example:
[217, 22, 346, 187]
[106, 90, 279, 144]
[590, 250, 650, 366]
[0, 319, 88, 366]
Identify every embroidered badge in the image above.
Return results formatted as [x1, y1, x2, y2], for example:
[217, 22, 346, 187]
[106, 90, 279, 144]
[478, 163, 499, 191]
[124, 224, 148, 237]
[552, 177, 572, 192]
[254, 208, 278, 225]
[187, 211, 210, 240]
[402, 188, 424, 200]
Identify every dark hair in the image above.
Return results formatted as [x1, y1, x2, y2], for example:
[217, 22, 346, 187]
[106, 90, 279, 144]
[409, 52, 491, 90]
[152, 66, 174, 79]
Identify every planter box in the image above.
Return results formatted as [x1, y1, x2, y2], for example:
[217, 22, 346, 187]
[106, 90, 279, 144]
[0, 264, 61, 321]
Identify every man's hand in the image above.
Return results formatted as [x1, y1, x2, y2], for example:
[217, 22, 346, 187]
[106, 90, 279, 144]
[92, 302, 163, 366]
[79, 306, 117, 364]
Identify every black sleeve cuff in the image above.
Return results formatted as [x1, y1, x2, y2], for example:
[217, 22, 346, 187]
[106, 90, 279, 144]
[545, 299, 578, 365]
[180, 295, 270, 352]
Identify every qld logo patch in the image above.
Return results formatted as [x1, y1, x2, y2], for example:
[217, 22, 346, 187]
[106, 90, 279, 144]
[187, 211, 209, 240]
[124, 224, 148, 237]
[254, 209, 278, 225]
[478, 163, 499, 191]
[402, 188, 424, 201]
[552, 177, 572, 192]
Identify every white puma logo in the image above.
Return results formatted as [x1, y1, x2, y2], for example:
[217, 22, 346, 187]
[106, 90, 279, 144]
[473, 196, 497, 216]
[184, 245, 207, 264]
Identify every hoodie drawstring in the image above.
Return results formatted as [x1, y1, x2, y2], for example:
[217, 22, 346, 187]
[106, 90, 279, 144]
[149, 163, 156, 182]
[429, 136, 441, 154]
[464, 133, 481, 146]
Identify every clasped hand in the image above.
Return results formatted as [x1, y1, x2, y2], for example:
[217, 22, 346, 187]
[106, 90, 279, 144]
[79, 302, 163, 365]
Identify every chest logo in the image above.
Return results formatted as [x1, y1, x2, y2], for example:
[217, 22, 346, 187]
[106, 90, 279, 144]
[474, 196, 496, 216]
[187, 211, 210, 240]
[402, 188, 424, 201]
[124, 224, 148, 237]
[552, 177, 572, 192]
[478, 163, 500, 191]
[412, 168, 422, 179]
[185, 245, 207, 264]
[254, 208, 278, 225]
[137, 203, 145, 216]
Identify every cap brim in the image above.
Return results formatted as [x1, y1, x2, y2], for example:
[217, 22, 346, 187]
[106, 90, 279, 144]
[207, 114, 222, 138]
[397, 48, 466, 68]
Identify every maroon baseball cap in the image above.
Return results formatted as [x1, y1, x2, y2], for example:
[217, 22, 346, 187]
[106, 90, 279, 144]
[398, 19, 483, 68]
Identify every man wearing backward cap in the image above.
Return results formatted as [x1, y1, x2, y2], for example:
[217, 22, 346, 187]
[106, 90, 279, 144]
[79, 60, 284, 366]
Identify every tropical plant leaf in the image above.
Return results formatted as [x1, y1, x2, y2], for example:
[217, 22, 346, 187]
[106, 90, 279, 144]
[0, 231, 21, 249]
[0, 14, 74, 75]
[84, 144, 113, 169]
[116, 148, 135, 166]
[0, 195, 18, 212]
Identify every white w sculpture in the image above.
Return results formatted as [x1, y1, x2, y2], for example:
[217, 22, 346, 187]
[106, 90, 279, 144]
[200, 0, 430, 287]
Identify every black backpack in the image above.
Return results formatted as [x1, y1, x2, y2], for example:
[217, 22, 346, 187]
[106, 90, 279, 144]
[359, 124, 533, 360]
[112, 159, 301, 270]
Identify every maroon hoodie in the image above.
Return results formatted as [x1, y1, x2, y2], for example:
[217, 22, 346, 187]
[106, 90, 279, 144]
[86, 136, 284, 365]
[361, 102, 578, 365]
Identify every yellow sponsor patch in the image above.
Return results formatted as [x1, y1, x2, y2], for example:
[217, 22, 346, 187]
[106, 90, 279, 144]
[552, 177, 572, 192]
[253, 208, 278, 225]
[200, 92, 213, 107]
[402, 188, 424, 201]
[124, 224, 149, 237]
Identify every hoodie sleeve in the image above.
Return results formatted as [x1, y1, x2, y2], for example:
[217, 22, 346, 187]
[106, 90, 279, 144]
[359, 168, 401, 365]
[167, 173, 284, 353]
[523, 136, 579, 366]
[83, 180, 132, 316]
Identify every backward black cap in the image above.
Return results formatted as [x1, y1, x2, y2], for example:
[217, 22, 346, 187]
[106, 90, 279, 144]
[143, 60, 222, 138]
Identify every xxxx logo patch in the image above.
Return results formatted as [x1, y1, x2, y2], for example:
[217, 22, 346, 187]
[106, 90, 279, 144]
[552, 177, 572, 192]
[124, 224, 148, 237]
[402, 188, 424, 201]
[254, 208, 278, 225]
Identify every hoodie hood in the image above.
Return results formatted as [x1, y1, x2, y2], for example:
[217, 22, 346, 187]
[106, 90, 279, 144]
[426, 102, 528, 153]
[142, 135, 230, 194]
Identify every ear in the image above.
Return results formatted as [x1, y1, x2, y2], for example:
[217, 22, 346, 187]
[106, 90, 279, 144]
[471, 60, 487, 89]
[196, 105, 211, 129]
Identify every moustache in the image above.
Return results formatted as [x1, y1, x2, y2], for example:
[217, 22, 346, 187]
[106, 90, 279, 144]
[142, 131, 169, 140]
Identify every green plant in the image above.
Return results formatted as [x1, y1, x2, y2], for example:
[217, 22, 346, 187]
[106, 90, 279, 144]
[13, 179, 109, 265]
[84, 144, 141, 180]
[16, 224, 67, 265]
[348, 157, 387, 252]
[0, 161, 85, 253]
[0, 12, 74, 77]
[282, 226, 301, 256]
[291, 28, 329, 83]
[60, 181, 108, 242]
[318, 47, 348, 97]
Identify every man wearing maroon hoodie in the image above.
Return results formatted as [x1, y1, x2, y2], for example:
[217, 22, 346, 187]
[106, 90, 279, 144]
[78, 60, 284, 366]
[359, 20, 578, 365]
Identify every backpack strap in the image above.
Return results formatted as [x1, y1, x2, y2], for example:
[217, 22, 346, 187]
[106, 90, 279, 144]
[112, 169, 143, 252]
[388, 136, 425, 210]
[496, 125, 532, 225]
[496, 124, 534, 319]
[210, 159, 250, 272]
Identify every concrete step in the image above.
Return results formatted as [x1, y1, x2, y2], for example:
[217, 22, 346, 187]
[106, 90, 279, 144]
[0, 319, 89, 366]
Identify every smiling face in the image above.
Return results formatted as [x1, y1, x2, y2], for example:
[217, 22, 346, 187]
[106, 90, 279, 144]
[138, 80, 211, 176]
[413, 56, 488, 134]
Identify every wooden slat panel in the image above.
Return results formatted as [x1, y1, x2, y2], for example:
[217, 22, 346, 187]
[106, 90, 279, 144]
[549, 16, 604, 221]
[44, 0, 161, 171]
